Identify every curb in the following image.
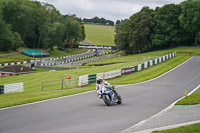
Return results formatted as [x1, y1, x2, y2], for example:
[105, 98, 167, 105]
[133, 120, 200, 133]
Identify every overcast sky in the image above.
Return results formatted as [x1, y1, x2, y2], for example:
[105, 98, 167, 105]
[36, 0, 185, 22]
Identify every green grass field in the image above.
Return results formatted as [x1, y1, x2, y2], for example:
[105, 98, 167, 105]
[176, 89, 200, 105]
[153, 123, 200, 133]
[84, 24, 115, 46]
[0, 47, 199, 108]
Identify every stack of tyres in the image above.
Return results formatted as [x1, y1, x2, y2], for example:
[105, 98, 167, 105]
[0, 85, 4, 94]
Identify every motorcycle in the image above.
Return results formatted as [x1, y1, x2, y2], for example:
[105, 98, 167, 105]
[99, 86, 122, 106]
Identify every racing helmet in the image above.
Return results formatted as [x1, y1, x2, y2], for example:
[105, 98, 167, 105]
[96, 77, 103, 84]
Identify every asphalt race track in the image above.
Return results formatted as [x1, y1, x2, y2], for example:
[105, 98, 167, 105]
[0, 57, 200, 133]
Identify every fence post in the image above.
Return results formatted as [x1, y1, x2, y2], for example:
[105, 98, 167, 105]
[42, 80, 44, 91]
[62, 76, 64, 89]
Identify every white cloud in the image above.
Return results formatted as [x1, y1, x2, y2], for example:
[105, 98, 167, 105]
[36, 0, 185, 21]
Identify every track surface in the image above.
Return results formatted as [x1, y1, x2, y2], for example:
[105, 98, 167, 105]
[0, 57, 200, 133]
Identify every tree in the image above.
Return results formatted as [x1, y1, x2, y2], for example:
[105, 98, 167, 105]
[0, 0, 86, 51]
[115, 20, 130, 54]
[0, 16, 23, 51]
[115, 7, 155, 54]
[83, 16, 114, 26]
[116, 20, 121, 25]
[64, 17, 83, 45]
[128, 7, 155, 53]
[151, 4, 188, 49]
[43, 22, 64, 51]
[179, 0, 200, 45]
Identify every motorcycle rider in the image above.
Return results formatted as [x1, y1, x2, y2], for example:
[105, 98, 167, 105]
[96, 77, 114, 99]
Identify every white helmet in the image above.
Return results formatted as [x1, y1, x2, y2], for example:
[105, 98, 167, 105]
[96, 77, 103, 84]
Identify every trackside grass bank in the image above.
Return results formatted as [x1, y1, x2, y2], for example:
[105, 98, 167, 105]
[153, 123, 200, 133]
[176, 89, 200, 105]
[84, 24, 115, 46]
[0, 47, 199, 108]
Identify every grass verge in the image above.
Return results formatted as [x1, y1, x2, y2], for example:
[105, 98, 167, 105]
[175, 88, 200, 105]
[153, 123, 200, 133]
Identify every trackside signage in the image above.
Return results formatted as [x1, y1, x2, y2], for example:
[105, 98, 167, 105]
[78, 45, 112, 50]
[66, 44, 118, 50]
[122, 67, 133, 75]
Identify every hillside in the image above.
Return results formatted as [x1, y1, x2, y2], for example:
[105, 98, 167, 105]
[84, 24, 116, 46]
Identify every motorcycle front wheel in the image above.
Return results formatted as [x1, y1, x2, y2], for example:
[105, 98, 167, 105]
[117, 94, 122, 104]
[114, 91, 122, 104]
[103, 95, 112, 106]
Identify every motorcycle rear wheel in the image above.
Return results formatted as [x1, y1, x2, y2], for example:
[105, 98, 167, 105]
[103, 95, 112, 106]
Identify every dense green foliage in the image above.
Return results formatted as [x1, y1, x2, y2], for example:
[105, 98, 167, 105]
[83, 16, 114, 26]
[0, 0, 85, 51]
[115, 0, 200, 54]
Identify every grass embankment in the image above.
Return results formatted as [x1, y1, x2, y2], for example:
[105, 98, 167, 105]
[153, 123, 200, 133]
[0, 48, 88, 64]
[0, 47, 199, 108]
[175, 89, 200, 105]
[84, 24, 115, 46]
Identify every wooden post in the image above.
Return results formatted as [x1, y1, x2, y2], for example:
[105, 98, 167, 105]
[62, 76, 64, 89]
[42, 80, 44, 91]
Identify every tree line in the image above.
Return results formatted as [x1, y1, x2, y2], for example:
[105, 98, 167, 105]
[115, 0, 200, 54]
[83, 16, 114, 26]
[0, 0, 85, 52]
